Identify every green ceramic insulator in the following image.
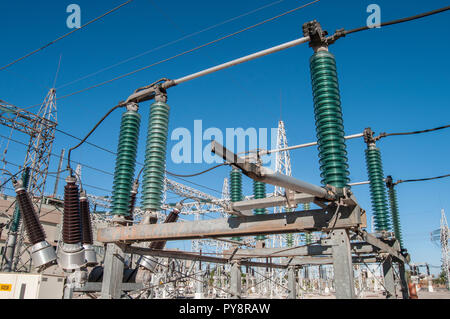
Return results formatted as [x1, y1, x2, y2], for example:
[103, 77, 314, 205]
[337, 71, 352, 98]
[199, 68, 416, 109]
[253, 180, 266, 240]
[286, 234, 294, 247]
[310, 50, 350, 188]
[253, 181, 266, 215]
[305, 232, 312, 245]
[111, 110, 141, 216]
[388, 185, 403, 248]
[141, 101, 170, 212]
[365, 145, 391, 231]
[10, 167, 30, 232]
[230, 168, 243, 241]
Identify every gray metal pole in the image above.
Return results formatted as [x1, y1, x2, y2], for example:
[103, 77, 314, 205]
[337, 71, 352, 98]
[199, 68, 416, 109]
[330, 230, 356, 299]
[288, 266, 296, 299]
[230, 261, 242, 299]
[382, 256, 397, 299]
[101, 243, 125, 299]
[398, 261, 410, 299]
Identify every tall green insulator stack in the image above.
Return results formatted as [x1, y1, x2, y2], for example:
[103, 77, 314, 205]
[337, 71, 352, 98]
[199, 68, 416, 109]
[230, 167, 242, 241]
[10, 167, 30, 233]
[142, 101, 170, 213]
[310, 50, 350, 188]
[386, 177, 403, 248]
[111, 109, 141, 217]
[365, 145, 390, 231]
[253, 180, 266, 240]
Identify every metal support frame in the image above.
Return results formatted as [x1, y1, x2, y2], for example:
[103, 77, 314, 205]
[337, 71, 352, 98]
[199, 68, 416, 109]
[287, 266, 296, 299]
[382, 255, 397, 299]
[97, 205, 364, 243]
[398, 261, 410, 299]
[230, 261, 242, 299]
[329, 230, 356, 299]
[101, 243, 126, 299]
[211, 141, 335, 200]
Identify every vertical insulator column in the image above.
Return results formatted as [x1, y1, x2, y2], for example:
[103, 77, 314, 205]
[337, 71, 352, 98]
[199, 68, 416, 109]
[10, 167, 30, 233]
[111, 104, 141, 218]
[365, 143, 391, 232]
[230, 167, 243, 241]
[13, 179, 56, 269]
[310, 50, 350, 188]
[386, 176, 403, 248]
[3, 168, 31, 272]
[15, 188, 46, 245]
[59, 176, 85, 270]
[141, 100, 170, 220]
[62, 177, 82, 244]
[253, 180, 266, 240]
[80, 191, 97, 265]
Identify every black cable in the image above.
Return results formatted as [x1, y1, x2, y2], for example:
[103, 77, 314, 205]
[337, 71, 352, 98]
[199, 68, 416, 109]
[67, 103, 125, 173]
[0, 133, 114, 176]
[395, 174, 450, 186]
[344, 6, 450, 35]
[165, 164, 229, 178]
[375, 124, 450, 141]
[0, 0, 134, 72]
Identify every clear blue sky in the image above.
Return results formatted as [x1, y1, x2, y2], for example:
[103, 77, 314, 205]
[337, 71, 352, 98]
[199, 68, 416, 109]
[0, 0, 449, 274]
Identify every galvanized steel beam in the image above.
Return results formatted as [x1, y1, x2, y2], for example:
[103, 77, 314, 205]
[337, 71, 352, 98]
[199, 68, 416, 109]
[97, 205, 364, 243]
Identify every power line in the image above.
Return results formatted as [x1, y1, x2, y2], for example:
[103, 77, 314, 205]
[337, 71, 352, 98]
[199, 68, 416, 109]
[56, 0, 287, 90]
[165, 164, 228, 178]
[395, 174, 450, 186]
[22, 0, 320, 109]
[344, 6, 450, 36]
[376, 124, 450, 141]
[0, 0, 134, 72]
[0, 133, 114, 177]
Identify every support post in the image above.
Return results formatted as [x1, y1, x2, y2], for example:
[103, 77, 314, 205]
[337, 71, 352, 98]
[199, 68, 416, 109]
[330, 230, 356, 299]
[382, 256, 397, 299]
[63, 285, 74, 299]
[288, 266, 297, 299]
[398, 261, 410, 299]
[230, 261, 242, 299]
[101, 243, 125, 299]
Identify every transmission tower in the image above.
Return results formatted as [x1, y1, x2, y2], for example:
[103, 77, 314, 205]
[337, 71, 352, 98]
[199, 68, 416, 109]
[272, 120, 293, 248]
[0, 88, 58, 272]
[440, 209, 449, 290]
[23, 88, 58, 199]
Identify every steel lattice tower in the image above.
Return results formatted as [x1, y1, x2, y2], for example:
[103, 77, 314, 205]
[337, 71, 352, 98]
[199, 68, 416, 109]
[4, 89, 58, 272]
[23, 88, 58, 198]
[271, 120, 293, 249]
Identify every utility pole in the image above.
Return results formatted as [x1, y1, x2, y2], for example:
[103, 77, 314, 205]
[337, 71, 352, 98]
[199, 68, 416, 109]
[440, 209, 449, 290]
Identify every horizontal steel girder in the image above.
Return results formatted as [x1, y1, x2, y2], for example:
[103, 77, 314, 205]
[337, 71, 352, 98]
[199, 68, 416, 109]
[122, 245, 379, 268]
[97, 205, 364, 243]
[221, 242, 377, 259]
[123, 245, 287, 269]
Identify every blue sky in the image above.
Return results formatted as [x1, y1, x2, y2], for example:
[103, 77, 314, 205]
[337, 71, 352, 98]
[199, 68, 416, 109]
[0, 0, 449, 274]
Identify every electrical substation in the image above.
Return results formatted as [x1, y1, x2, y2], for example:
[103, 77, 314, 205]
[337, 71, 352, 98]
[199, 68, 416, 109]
[0, 2, 449, 300]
